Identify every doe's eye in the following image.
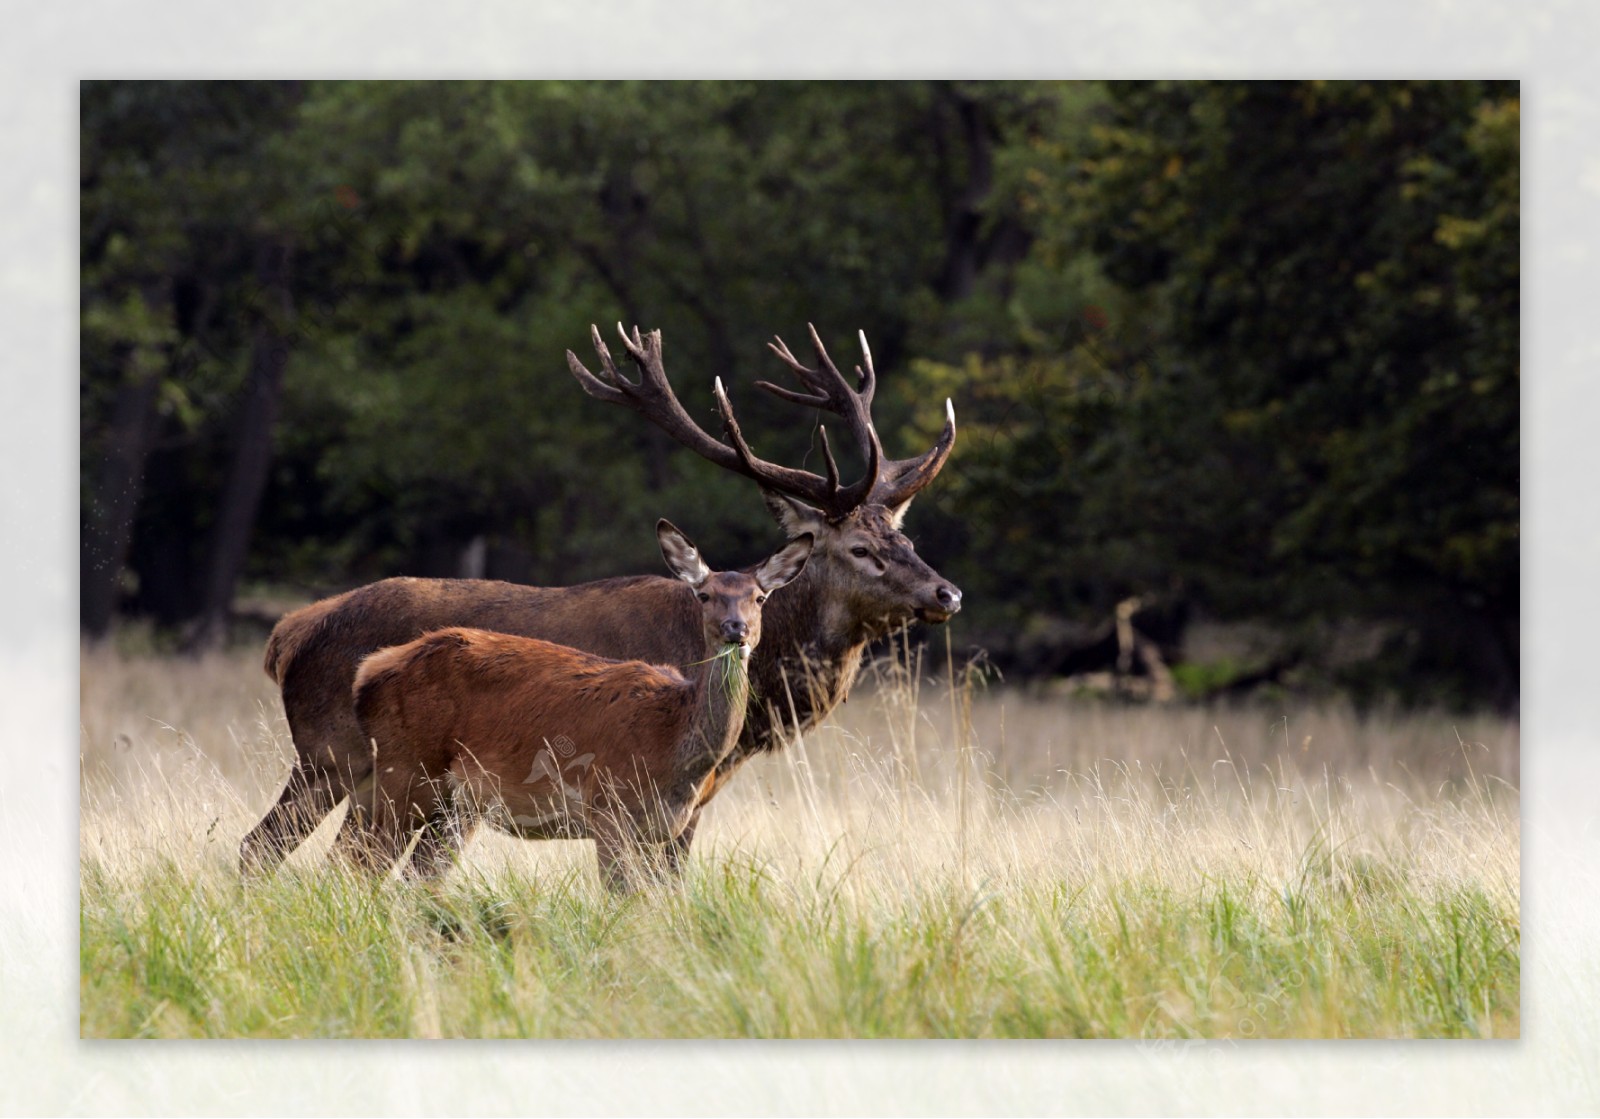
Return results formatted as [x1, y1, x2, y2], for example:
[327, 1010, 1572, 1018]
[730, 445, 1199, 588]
[755, 595, 767, 605]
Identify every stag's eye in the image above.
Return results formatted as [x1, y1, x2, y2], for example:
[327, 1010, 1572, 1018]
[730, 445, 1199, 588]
[697, 592, 709, 602]
[850, 546, 871, 559]
[755, 595, 767, 605]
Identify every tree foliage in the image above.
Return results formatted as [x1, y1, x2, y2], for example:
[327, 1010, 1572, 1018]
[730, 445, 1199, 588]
[79, 80, 1519, 707]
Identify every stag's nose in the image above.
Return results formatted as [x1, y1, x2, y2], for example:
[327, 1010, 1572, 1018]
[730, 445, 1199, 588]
[720, 619, 750, 643]
[935, 584, 963, 613]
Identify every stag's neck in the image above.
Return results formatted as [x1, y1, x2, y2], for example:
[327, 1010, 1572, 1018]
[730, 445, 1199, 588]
[682, 648, 751, 770]
[746, 563, 875, 754]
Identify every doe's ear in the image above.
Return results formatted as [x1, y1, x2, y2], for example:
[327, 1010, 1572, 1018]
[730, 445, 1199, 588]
[761, 488, 828, 539]
[754, 532, 814, 593]
[657, 519, 711, 586]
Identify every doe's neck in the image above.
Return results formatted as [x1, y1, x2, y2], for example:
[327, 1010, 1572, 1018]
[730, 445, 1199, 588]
[684, 645, 752, 768]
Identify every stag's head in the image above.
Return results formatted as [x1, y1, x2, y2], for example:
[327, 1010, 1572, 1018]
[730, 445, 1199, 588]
[656, 519, 814, 659]
[759, 489, 960, 640]
[569, 322, 961, 646]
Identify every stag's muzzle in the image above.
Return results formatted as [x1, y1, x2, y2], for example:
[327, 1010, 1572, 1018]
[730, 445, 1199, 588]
[917, 582, 963, 624]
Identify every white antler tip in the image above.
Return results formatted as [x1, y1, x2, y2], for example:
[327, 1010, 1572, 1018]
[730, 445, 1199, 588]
[946, 398, 956, 423]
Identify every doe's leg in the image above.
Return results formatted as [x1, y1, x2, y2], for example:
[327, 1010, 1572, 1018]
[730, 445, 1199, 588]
[658, 806, 703, 880]
[590, 808, 647, 895]
[654, 759, 736, 881]
[335, 767, 434, 876]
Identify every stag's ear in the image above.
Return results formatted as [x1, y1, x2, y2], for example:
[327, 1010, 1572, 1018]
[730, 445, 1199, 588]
[761, 488, 827, 539]
[884, 495, 915, 530]
[754, 533, 813, 592]
[657, 519, 711, 586]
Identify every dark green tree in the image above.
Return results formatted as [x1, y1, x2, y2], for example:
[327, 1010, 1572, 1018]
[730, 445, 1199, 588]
[80, 81, 1518, 707]
[916, 80, 1518, 707]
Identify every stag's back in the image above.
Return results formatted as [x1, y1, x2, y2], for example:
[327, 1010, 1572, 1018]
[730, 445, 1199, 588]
[271, 575, 701, 684]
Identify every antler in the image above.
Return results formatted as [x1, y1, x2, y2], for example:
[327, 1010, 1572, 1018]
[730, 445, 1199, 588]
[762, 324, 883, 515]
[870, 394, 957, 510]
[761, 324, 956, 512]
[567, 322, 956, 521]
[567, 324, 738, 471]
[568, 324, 849, 512]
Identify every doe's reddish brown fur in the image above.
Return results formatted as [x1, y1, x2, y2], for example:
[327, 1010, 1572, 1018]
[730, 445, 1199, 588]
[346, 523, 811, 889]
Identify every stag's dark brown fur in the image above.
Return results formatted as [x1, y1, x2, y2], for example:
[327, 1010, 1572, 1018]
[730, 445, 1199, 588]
[242, 324, 960, 876]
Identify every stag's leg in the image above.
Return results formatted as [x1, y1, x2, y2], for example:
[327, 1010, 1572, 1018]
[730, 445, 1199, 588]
[329, 806, 369, 865]
[406, 807, 476, 880]
[239, 762, 344, 876]
[242, 675, 377, 875]
[341, 821, 412, 876]
[328, 768, 388, 865]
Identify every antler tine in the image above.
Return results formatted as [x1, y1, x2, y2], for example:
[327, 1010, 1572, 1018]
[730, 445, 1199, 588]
[804, 322, 845, 379]
[566, 326, 628, 402]
[712, 378, 840, 511]
[817, 425, 842, 494]
[764, 334, 832, 399]
[836, 414, 881, 513]
[854, 329, 876, 405]
[754, 378, 829, 408]
[869, 397, 958, 509]
[613, 321, 650, 366]
[711, 378, 765, 476]
[568, 323, 745, 474]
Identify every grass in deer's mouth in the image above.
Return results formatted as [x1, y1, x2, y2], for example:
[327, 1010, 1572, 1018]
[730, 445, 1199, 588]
[78, 642, 1519, 1039]
[714, 641, 748, 700]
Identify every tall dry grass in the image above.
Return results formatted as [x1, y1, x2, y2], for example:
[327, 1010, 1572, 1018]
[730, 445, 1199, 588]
[79, 640, 1519, 1038]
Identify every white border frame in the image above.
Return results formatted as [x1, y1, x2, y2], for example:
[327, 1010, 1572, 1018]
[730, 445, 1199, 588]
[11, 3, 1595, 1113]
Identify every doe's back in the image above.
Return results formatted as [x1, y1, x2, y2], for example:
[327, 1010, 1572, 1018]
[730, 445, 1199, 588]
[352, 627, 698, 781]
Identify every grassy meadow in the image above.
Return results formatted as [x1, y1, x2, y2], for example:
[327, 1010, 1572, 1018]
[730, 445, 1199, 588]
[79, 639, 1520, 1039]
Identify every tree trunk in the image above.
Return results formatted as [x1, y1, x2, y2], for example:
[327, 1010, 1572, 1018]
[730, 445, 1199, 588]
[1469, 593, 1520, 715]
[932, 85, 995, 303]
[186, 239, 294, 651]
[80, 284, 171, 638]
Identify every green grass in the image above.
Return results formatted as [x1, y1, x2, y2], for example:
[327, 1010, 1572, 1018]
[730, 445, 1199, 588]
[79, 643, 1520, 1038]
[79, 847, 1518, 1039]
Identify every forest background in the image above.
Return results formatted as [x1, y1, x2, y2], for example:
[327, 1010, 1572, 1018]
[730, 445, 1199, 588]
[78, 80, 1520, 711]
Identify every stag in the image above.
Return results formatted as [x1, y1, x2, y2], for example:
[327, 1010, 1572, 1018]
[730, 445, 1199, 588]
[348, 521, 812, 889]
[242, 324, 959, 876]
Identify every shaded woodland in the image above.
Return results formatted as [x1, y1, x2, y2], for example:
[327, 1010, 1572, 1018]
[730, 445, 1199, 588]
[80, 80, 1519, 710]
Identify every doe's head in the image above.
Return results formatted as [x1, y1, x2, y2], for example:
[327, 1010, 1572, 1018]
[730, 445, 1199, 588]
[657, 519, 813, 658]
